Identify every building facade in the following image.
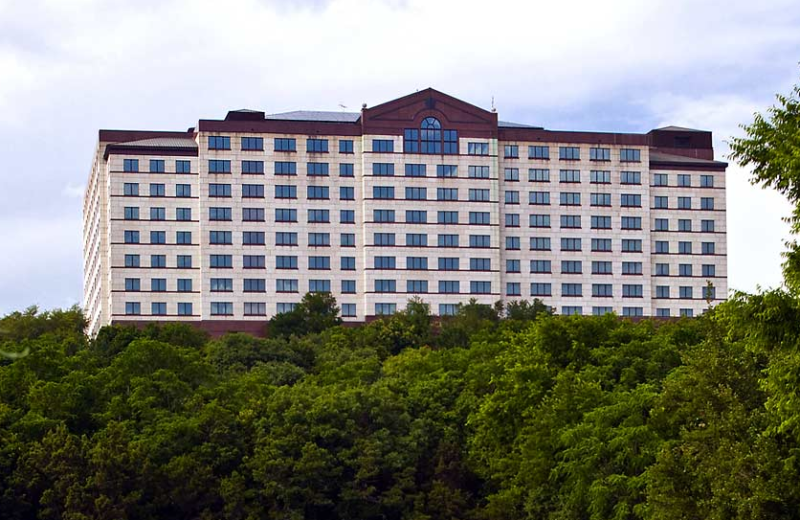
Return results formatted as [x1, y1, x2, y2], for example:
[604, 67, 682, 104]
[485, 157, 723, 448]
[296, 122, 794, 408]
[83, 89, 727, 336]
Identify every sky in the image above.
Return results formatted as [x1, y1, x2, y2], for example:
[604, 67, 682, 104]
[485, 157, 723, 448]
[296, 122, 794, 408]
[0, 0, 799, 315]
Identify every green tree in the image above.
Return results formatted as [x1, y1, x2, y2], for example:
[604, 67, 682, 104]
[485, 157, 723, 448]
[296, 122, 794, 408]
[269, 292, 342, 339]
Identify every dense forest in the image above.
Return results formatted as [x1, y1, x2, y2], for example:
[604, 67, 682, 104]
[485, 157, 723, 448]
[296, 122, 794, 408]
[3, 80, 800, 519]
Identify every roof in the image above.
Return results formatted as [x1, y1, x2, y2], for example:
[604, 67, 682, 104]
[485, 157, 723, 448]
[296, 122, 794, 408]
[498, 120, 543, 129]
[266, 110, 361, 123]
[113, 137, 198, 149]
[650, 151, 727, 167]
[653, 125, 707, 132]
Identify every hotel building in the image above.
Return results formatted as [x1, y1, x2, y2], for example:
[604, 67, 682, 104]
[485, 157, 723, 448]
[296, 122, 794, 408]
[83, 88, 727, 336]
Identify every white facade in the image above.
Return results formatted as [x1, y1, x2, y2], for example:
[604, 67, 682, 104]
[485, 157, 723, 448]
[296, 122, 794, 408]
[83, 89, 727, 336]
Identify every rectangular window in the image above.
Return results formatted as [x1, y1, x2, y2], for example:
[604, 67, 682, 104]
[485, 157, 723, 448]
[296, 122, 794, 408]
[529, 191, 550, 205]
[590, 170, 611, 184]
[241, 136, 264, 151]
[209, 183, 231, 197]
[405, 187, 427, 200]
[210, 302, 234, 316]
[149, 183, 165, 197]
[506, 213, 520, 227]
[621, 216, 642, 230]
[470, 281, 492, 294]
[678, 196, 692, 209]
[438, 234, 459, 248]
[307, 185, 330, 200]
[176, 208, 191, 221]
[702, 242, 716, 255]
[622, 239, 642, 252]
[177, 279, 192, 292]
[275, 208, 297, 222]
[123, 183, 139, 196]
[559, 170, 581, 183]
[468, 142, 489, 155]
[372, 186, 395, 200]
[438, 258, 460, 271]
[342, 302, 358, 316]
[210, 278, 234, 292]
[529, 237, 549, 250]
[622, 284, 643, 298]
[373, 209, 395, 223]
[149, 159, 165, 173]
[308, 209, 330, 223]
[276, 256, 298, 269]
[560, 215, 581, 229]
[439, 280, 461, 294]
[124, 278, 140, 291]
[621, 194, 642, 207]
[372, 163, 394, 176]
[243, 231, 265, 245]
[590, 193, 611, 206]
[592, 238, 612, 252]
[679, 241, 693, 254]
[339, 140, 354, 154]
[591, 215, 611, 229]
[340, 210, 355, 224]
[150, 255, 166, 268]
[561, 260, 583, 274]
[125, 302, 141, 315]
[469, 188, 490, 201]
[275, 161, 297, 176]
[655, 218, 669, 231]
[209, 160, 231, 174]
[655, 241, 670, 254]
[309, 279, 332, 293]
[405, 164, 427, 177]
[677, 174, 691, 187]
[124, 207, 139, 220]
[529, 145, 550, 159]
[679, 286, 694, 299]
[561, 237, 581, 251]
[307, 163, 330, 176]
[656, 286, 670, 299]
[243, 255, 265, 269]
[176, 231, 192, 245]
[562, 283, 583, 297]
[702, 264, 716, 277]
[406, 256, 428, 270]
[655, 263, 670, 276]
[176, 160, 191, 173]
[468, 166, 490, 179]
[376, 303, 397, 316]
[469, 212, 490, 225]
[700, 175, 715, 188]
[374, 279, 397, 293]
[339, 163, 354, 177]
[276, 279, 300, 293]
[470, 258, 491, 271]
[654, 196, 669, 209]
[701, 197, 715, 210]
[590, 147, 611, 161]
[622, 307, 643, 317]
[123, 159, 139, 172]
[372, 139, 394, 153]
[175, 184, 191, 198]
[405, 210, 427, 223]
[124, 230, 140, 244]
[592, 261, 612, 275]
[504, 145, 519, 158]
[243, 303, 267, 316]
[653, 173, 668, 186]
[620, 148, 641, 162]
[507, 259, 521, 273]
[209, 231, 232, 244]
[529, 169, 550, 182]
[505, 168, 520, 182]
[374, 233, 396, 246]
[436, 165, 458, 178]
[374, 256, 396, 269]
[341, 256, 356, 270]
[275, 185, 297, 199]
[274, 138, 296, 151]
[622, 261, 643, 275]
[177, 255, 192, 268]
[276, 232, 298, 246]
[531, 283, 552, 297]
[560, 146, 580, 160]
[209, 255, 232, 268]
[307, 138, 328, 153]
[530, 260, 551, 273]
[560, 192, 581, 206]
[678, 219, 692, 232]
[124, 254, 140, 267]
[406, 234, 428, 247]
[242, 160, 264, 174]
[208, 136, 231, 150]
[530, 214, 551, 228]
[592, 284, 613, 297]
[469, 235, 491, 248]
[620, 171, 641, 184]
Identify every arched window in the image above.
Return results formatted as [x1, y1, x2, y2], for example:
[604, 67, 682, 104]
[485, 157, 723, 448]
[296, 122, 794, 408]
[404, 117, 458, 154]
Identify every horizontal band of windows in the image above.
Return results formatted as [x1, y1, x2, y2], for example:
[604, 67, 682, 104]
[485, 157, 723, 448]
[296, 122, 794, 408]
[113, 170, 199, 176]
[111, 195, 201, 199]
[112, 290, 201, 294]
[110, 242, 199, 247]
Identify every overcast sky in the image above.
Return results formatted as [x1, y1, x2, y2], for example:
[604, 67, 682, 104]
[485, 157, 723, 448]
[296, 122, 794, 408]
[1, 0, 799, 315]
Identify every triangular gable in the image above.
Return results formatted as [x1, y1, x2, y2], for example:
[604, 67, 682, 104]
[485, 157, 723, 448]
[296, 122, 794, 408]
[361, 88, 498, 138]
